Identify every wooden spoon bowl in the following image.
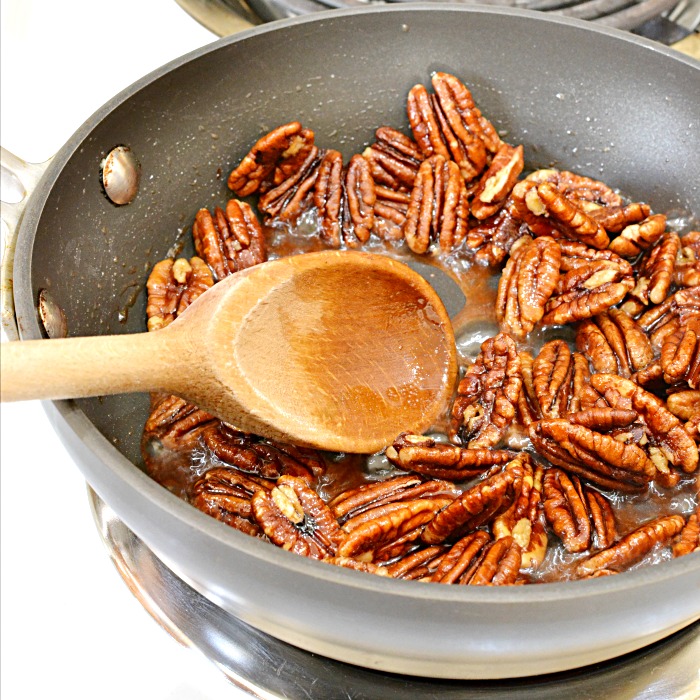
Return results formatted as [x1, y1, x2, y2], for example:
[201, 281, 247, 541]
[1, 251, 457, 453]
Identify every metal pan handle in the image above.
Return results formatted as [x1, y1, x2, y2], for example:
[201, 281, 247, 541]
[0, 147, 51, 341]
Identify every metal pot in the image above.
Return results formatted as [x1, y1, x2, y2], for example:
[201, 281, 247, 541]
[6, 5, 700, 679]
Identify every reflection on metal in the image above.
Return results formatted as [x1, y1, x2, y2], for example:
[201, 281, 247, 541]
[101, 146, 141, 206]
[174, 0, 258, 35]
[88, 485, 700, 700]
[37, 289, 68, 339]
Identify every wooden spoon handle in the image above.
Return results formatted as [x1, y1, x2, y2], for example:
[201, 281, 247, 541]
[0, 331, 179, 402]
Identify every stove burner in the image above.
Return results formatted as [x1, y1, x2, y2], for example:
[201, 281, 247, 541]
[177, 0, 699, 53]
[89, 486, 700, 699]
[263, 0, 679, 28]
[183, 0, 696, 32]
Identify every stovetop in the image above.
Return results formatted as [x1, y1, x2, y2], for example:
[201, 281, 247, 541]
[1, 2, 698, 699]
[177, 0, 699, 46]
[89, 487, 700, 699]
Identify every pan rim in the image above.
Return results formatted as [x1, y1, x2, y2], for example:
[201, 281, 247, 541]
[13, 4, 700, 607]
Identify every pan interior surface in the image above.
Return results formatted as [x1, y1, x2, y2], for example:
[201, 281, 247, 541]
[13, 6, 700, 678]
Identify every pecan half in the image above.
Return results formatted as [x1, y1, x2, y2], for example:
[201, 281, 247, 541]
[542, 247, 635, 326]
[667, 390, 700, 422]
[672, 507, 699, 557]
[257, 145, 322, 222]
[493, 463, 548, 568]
[227, 122, 315, 196]
[421, 456, 531, 544]
[429, 531, 492, 583]
[141, 394, 218, 494]
[630, 359, 665, 393]
[385, 545, 448, 580]
[407, 84, 454, 167]
[373, 185, 411, 241]
[508, 181, 560, 237]
[519, 349, 604, 422]
[529, 412, 656, 491]
[143, 393, 217, 454]
[579, 569, 618, 579]
[470, 144, 524, 220]
[528, 181, 610, 249]
[585, 487, 617, 550]
[624, 232, 680, 311]
[201, 422, 325, 480]
[431, 533, 522, 585]
[516, 350, 540, 426]
[191, 467, 272, 536]
[342, 154, 376, 246]
[495, 236, 561, 338]
[466, 536, 522, 585]
[407, 73, 499, 184]
[557, 240, 630, 271]
[362, 126, 423, 192]
[590, 373, 699, 474]
[313, 149, 344, 247]
[575, 515, 686, 577]
[589, 202, 651, 232]
[338, 496, 454, 561]
[431, 72, 501, 158]
[449, 333, 522, 448]
[385, 433, 515, 481]
[675, 231, 700, 288]
[403, 155, 469, 254]
[192, 199, 267, 279]
[576, 309, 654, 377]
[637, 286, 700, 349]
[329, 475, 458, 523]
[466, 207, 530, 267]
[531, 340, 592, 418]
[524, 169, 622, 211]
[543, 468, 615, 552]
[329, 475, 421, 520]
[322, 557, 389, 576]
[251, 476, 342, 559]
[660, 318, 700, 389]
[608, 214, 667, 258]
[146, 257, 214, 332]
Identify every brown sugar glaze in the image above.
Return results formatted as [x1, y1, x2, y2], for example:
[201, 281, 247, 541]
[142, 212, 698, 584]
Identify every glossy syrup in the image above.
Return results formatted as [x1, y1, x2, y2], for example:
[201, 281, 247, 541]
[145, 216, 699, 583]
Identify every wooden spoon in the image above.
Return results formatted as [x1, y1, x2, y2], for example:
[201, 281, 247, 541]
[1, 251, 457, 453]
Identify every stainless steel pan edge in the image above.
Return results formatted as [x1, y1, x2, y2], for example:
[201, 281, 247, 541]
[11, 5, 700, 679]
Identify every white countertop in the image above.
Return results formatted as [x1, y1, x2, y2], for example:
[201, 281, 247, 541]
[1, 2, 252, 697]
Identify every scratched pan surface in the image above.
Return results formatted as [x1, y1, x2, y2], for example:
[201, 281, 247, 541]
[12, 5, 700, 678]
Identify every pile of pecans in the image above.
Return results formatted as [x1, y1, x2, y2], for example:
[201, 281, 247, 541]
[142, 72, 699, 585]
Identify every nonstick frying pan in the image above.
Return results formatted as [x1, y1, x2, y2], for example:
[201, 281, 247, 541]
[7, 5, 700, 679]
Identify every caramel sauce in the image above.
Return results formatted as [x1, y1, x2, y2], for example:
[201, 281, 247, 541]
[143, 213, 698, 583]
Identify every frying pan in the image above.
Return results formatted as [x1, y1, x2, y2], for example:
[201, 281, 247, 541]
[6, 5, 700, 679]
